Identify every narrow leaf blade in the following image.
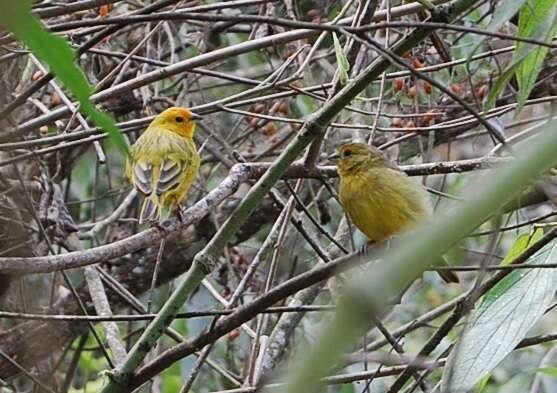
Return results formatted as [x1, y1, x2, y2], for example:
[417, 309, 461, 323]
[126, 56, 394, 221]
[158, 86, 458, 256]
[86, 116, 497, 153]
[515, 0, 557, 110]
[0, 2, 129, 156]
[332, 33, 350, 85]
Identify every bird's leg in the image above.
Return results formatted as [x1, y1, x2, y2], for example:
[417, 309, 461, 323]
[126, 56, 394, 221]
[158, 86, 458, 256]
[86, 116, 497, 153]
[384, 236, 394, 251]
[358, 240, 375, 257]
[152, 219, 172, 238]
[172, 204, 186, 224]
[358, 238, 394, 257]
[151, 204, 185, 237]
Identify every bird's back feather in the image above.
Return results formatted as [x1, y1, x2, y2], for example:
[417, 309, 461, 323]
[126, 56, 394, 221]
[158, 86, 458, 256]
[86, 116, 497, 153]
[127, 126, 200, 221]
[340, 167, 430, 241]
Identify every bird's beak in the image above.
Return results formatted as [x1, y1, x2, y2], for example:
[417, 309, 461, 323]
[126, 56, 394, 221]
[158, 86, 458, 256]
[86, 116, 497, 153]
[328, 152, 340, 162]
[190, 112, 203, 121]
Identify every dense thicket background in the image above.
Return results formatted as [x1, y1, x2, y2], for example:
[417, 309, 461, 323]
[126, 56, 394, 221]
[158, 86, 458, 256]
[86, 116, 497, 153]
[1, 0, 557, 392]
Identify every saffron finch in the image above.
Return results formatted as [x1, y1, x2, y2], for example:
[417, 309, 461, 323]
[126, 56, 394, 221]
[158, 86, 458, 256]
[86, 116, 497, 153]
[126, 107, 201, 224]
[334, 142, 459, 283]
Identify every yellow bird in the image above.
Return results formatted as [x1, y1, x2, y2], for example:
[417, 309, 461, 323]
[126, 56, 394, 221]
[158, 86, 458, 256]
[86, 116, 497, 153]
[126, 107, 201, 224]
[334, 142, 458, 283]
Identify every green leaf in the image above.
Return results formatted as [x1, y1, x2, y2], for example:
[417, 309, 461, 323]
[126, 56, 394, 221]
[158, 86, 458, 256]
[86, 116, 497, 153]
[485, 62, 519, 110]
[476, 374, 491, 392]
[515, 0, 557, 110]
[162, 361, 183, 393]
[0, 1, 129, 156]
[486, 0, 557, 111]
[441, 239, 557, 392]
[339, 383, 356, 393]
[487, 1, 528, 32]
[500, 228, 544, 266]
[332, 33, 350, 85]
[533, 367, 557, 379]
[484, 34, 546, 110]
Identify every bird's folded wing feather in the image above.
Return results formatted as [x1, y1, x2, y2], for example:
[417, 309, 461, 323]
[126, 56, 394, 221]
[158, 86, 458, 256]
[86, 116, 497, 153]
[133, 161, 153, 195]
[156, 159, 183, 194]
[132, 156, 190, 196]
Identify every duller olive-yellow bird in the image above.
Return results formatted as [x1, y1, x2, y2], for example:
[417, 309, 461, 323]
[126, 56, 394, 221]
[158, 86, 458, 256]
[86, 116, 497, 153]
[334, 142, 458, 283]
[126, 107, 201, 224]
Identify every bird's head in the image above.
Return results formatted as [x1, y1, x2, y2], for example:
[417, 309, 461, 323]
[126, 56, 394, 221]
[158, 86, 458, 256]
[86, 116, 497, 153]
[151, 107, 202, 138]
[333, 143, 391, 176]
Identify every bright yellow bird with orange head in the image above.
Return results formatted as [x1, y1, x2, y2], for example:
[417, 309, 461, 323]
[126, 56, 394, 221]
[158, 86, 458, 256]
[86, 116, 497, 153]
[126, 107, 201, 223]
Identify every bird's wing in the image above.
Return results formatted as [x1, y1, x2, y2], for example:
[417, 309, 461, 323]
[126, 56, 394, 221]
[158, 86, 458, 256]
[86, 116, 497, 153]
[155, 157, 185, 195]
[131, 156, 190, 196]
[130, 128, 197, 199]
[132, 160, 154, 195]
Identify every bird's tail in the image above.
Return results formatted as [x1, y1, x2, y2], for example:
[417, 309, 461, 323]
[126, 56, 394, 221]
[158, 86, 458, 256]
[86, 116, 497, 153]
[139, 194, 160, 224]
[435, 256, 459, 283]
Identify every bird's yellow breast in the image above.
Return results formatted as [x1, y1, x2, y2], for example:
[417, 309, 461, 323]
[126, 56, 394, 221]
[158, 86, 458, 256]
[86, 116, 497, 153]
[339, 167, 431, 241]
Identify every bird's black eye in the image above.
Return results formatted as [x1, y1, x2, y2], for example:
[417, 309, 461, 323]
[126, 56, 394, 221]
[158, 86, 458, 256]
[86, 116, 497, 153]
[343, 149, 352, 157]
[175, 116, 184, 123]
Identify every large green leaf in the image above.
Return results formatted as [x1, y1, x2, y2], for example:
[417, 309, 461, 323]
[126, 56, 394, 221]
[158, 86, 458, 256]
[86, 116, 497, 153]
[0, 1, 129, 156]
[486, 0, 557, 111]
[515, 0, 557, 110]
[441, 238, 557, 392]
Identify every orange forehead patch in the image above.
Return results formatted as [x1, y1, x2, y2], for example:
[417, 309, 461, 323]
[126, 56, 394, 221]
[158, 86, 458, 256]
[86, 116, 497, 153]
[161, 107, 192, 120]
